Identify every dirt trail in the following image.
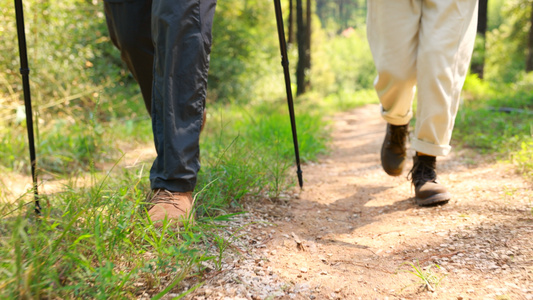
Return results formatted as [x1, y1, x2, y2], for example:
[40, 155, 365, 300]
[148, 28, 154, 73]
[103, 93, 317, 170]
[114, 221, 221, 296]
[188, 104, 533, 300]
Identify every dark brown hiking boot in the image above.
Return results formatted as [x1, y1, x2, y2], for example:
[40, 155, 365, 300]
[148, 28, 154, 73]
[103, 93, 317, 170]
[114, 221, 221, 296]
[381, 123, 409, 176]
[409, 154, 451, 206]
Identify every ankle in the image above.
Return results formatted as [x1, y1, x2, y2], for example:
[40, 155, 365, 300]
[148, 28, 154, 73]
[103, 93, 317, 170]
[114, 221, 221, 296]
[389, 123, 409, 129]
[416, 151, 435, 157]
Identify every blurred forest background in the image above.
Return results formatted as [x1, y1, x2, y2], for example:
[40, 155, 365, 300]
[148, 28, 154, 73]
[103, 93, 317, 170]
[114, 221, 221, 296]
[0, 0, 532, 184]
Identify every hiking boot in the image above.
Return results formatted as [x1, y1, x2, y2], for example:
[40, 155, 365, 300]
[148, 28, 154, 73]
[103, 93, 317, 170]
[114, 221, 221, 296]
[381, 123, 409, 176]
[409, 154, 451, 206]
[148, 189, 194, 226]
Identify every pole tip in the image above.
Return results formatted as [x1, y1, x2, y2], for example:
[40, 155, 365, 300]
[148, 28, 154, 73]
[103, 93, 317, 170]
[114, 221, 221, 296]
[297, 169, 303, 189]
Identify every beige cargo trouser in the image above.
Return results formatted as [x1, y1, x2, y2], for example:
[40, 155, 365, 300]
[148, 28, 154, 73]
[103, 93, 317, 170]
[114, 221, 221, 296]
[367, 0, 478, 156]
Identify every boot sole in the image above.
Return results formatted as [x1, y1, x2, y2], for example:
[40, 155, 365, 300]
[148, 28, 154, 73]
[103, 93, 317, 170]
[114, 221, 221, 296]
[381, 145, 406, 177]
[381, 150, 405, 177]
[382, 167, 403, 177]
[381, 124, 408, 177]
[415, 192, 451, 207]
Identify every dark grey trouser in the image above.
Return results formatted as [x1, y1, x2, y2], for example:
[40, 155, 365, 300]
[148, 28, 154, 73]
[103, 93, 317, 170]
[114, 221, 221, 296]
[104, 0, 216, 193]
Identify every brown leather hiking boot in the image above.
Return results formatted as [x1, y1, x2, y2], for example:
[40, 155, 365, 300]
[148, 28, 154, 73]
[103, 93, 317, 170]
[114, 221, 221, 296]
[381, 123, 409, 176]
[409, 154, 451, 206]
[148, 189, 194, 226]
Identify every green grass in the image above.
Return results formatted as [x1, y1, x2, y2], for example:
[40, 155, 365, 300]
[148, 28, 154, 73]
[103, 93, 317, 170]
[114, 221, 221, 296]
[401, 261, 447, 292]
[195, 101, 330, 212]
[0, 181, 230, 299]
[0, 108, 151, 175]
[0, 95, 330, 298]
[455, 73, 533, 180]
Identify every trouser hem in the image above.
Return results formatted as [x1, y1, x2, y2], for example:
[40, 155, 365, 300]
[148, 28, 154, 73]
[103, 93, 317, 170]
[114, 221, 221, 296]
[150, 178, 194, 193]
[411, 138, 450, 157]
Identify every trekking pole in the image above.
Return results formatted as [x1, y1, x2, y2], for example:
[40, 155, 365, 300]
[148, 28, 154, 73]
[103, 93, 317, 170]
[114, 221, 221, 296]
[273, 0, 303, 189]
[14, 0, 40, 214]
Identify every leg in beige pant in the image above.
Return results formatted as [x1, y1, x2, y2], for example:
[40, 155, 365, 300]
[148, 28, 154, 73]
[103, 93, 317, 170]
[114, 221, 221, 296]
[367, 0, 477, 206]
[367, 0, 478, 157]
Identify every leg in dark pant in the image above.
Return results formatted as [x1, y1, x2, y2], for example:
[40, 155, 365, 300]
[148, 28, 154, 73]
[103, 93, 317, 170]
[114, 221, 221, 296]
[104, 0, 216, 220]
[104, 0, 154, 115]
[150, 0, 217, 193]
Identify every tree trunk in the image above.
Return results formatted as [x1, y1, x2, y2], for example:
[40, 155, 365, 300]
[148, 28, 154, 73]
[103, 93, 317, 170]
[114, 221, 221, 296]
[305, 0, 311, 74]
[296, 0, 312, 95]
[288, 0, 295, 44]
[316, 0, 325, 23]
[339, 0, 344, 30]
[526, 1, 533, 72]
[296, 0, 306, 95]
[471, 0, 488, 78]
[477, 0, 488, 35]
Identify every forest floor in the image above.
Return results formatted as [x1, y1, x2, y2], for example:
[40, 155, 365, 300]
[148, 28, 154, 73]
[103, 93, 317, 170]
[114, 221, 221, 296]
[3, 104, 532, 299]
[182, 104, 533, 300]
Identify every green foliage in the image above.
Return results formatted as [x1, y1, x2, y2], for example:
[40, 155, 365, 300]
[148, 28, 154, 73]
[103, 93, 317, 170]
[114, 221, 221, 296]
[470, 34, 486, 74]
[455, 107, 530, 152]
[511, 140, 533, 180]
[315, 0, 367, 34]
[458, 74, 533, 178]
[0, 114, 100, 174]
[488, 0, 506, 31]
[0, 128, 25, 172]
[208, 0, 282, 104]
[484, 0, 533, 82]
[1, 0, 146, 173]
[464, 0, 533, 179]
[461, 73, 497, 101]
[0, 0, 130, 111]
[309, 25, 378, 112]
[312, 26, 375, 94]
[0, 102, 151, 174]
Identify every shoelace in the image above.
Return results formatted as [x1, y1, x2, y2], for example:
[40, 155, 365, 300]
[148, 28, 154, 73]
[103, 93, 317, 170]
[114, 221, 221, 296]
[150, 190, 190, 213]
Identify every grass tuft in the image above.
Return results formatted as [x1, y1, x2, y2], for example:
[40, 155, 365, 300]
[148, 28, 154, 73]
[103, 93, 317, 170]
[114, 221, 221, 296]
[401, 261, 447, 293]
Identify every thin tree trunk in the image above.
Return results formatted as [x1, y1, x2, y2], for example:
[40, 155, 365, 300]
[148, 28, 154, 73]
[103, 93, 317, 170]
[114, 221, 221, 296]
[296, 0, 312, 95]
[339, 0, 343, 28]
[288, 0, 295, 44]
[527, 1, 533, 72]
[305, 0, 311, 78]
[296, 0, 306, 95]
[471, 0, 488, 78]
[316, 0, 325, 23]
[477, 0, 488, 35]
